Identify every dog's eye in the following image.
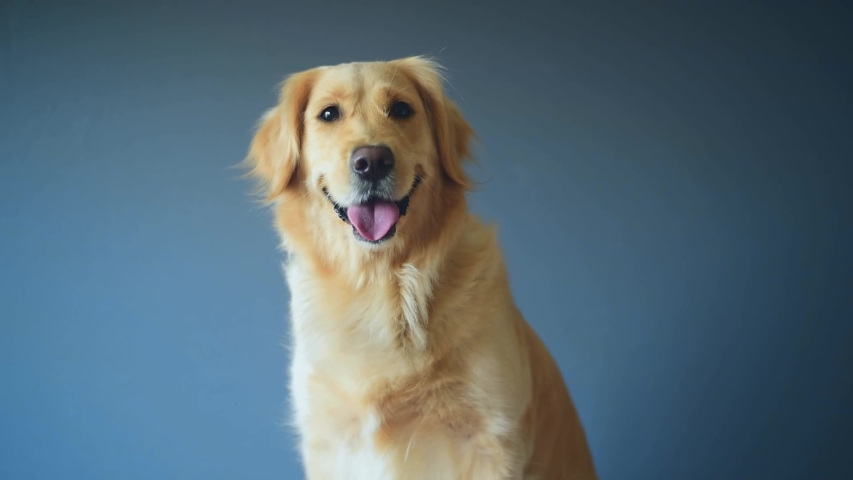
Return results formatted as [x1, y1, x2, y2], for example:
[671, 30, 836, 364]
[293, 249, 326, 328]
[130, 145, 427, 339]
[319, 106, 340, 122]
[389, 101, 414, 119]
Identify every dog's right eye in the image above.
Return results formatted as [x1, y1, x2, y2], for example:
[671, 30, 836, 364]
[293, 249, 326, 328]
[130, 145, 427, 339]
[319, 106, 340, 122]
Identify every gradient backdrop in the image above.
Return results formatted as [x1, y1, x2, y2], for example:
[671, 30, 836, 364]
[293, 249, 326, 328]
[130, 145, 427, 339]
[2, 1, 851, 479]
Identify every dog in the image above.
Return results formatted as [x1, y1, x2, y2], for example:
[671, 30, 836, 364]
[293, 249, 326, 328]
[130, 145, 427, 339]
[243, 56, 597, 479]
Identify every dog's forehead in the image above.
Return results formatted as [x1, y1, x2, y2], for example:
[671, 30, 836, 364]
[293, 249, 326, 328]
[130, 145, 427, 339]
[312, 61, 416, 100]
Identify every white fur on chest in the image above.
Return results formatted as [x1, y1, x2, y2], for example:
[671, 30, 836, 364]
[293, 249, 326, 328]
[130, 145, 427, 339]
[285, 259, 460, 479]
[323, 413, 458, 480]
[288, 334, 461, 480]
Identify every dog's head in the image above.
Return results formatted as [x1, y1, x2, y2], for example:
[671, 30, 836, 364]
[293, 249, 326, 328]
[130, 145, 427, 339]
[245, 57, 474, 265]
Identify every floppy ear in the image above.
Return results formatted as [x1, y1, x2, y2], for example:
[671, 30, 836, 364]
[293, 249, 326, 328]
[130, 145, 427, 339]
[399, 57, 475, 190]
[244, 68, 320, 201]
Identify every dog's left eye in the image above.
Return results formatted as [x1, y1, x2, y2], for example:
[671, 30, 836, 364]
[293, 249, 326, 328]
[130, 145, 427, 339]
[389, 101, 414, 119]
[319, 106, 340, 122]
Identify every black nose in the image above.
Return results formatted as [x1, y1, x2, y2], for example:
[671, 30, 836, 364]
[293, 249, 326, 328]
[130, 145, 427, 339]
[350, 145, 395, 181]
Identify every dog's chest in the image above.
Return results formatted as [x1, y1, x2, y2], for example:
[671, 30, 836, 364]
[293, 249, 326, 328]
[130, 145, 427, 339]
[296, 380, 465, 480]
[326, 410, 461, 480]
[285, 262, 479, 477]
[290, 338, 500, 480]
[289, 338, 471, 478]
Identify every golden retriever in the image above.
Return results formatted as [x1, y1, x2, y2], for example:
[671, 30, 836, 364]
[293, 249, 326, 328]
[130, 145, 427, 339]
[243, 56, 597, 479]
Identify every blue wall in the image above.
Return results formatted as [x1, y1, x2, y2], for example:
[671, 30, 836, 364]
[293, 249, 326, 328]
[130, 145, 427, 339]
[2, 1, 850, 478]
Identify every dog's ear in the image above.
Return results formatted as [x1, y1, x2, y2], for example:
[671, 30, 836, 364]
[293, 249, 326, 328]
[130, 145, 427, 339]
[399, 57, 475, 190]
[244, 68, 320, 201]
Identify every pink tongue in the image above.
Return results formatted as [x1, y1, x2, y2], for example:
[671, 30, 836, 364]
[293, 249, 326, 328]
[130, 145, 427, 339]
[346, 200, 400, 241]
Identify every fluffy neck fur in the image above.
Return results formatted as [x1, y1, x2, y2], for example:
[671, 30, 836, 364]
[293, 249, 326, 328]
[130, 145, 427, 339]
[274, 180, 500, 362]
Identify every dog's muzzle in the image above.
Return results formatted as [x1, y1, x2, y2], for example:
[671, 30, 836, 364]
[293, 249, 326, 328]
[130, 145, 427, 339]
[323, 176, 422, 244]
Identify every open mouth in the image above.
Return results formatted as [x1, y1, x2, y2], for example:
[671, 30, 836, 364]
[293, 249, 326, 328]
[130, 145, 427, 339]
[323, 177, 422, 244]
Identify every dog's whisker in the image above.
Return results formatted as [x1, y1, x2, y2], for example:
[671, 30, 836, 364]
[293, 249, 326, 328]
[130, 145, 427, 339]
[416, 174, 438, 198]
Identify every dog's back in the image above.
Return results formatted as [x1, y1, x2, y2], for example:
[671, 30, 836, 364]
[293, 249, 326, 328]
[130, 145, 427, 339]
[522, 317, 597, 479]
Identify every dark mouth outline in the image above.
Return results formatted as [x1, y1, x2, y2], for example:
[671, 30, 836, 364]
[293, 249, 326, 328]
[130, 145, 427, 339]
[322, 176, 422, 244]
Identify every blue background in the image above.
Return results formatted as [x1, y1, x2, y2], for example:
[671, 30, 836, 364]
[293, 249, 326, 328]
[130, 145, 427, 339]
[2, 1, 851, 478]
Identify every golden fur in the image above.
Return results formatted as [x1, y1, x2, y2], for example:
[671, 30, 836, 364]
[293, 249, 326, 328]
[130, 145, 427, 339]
[244, 56, 597, 479]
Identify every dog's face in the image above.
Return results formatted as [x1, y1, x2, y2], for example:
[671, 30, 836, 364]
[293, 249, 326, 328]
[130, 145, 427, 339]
[246, 57, 474, 261]
[303, 61, 437, 244]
